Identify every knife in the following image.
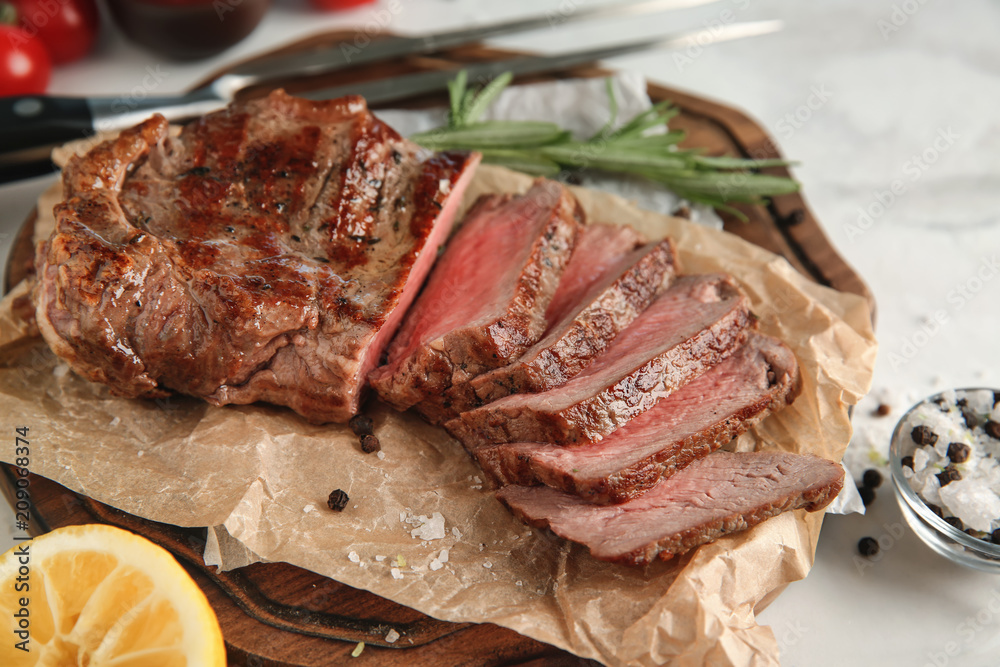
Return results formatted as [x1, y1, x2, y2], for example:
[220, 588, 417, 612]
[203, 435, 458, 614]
[0, 17, 780, 183]
[0, 0, 720, 180]
[301, 20, 784, 106]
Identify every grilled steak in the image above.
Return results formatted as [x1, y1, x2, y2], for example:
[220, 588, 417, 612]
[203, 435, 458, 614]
[33, 90, 480, 423]
[369, 180, 582, 423]
[497, 450, 844, 565]
[474, 333, 801, 503]
[446, 274, 754, 447]
[467, 226, 677, 408]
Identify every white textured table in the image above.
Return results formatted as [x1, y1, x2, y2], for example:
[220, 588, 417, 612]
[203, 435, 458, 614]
[3, 0, 1000, 664]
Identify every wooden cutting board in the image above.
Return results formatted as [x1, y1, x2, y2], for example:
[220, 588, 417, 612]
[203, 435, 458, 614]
[2, 31, 874, 667]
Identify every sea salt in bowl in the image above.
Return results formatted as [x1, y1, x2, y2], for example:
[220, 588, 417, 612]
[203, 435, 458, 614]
[890, 388, 1000, 572]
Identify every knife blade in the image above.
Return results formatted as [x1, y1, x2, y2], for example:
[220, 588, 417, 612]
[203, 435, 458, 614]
[219, 0, 723, 93]
[301, 20, 784, 106]
[0, 14, 779, 183]
[0, 0, 721, 179]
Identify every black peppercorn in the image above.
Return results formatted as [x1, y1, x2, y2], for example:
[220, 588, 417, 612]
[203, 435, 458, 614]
[859, 486, 876, 507]
[911, 425, 938, 446]
[901, 456, 914, 469]
[862, 469, 883, 489]
[857, 537, 879, 557]
[926, 503, 945, 518]
[944, 516, 965, 531]
[937, 466, 962, 487]
[947, 442, 971, 464]
[349, 414, 374, 436]
[992, 529, 1000, 545]
[327, 489, 349, 512]
[985, 421, 1000, 441]
[875, 403, 891, 417]
[360, 434, 381, 454]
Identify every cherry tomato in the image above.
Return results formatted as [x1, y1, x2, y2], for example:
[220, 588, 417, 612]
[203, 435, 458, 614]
[9, 0, 99, 64]
[309, 0, 375, 11]
[0, 25, 50, 96]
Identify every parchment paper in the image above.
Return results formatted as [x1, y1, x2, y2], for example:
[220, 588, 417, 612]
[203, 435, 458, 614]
[0, 78, 877, 666]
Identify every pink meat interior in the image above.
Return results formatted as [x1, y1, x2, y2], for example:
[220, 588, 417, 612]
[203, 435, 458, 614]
[490, 274, 740, 411]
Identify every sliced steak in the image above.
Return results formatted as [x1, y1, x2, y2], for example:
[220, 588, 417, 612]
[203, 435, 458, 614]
[475, 333, 801, 504]
[446, 274, 754, 447]
[466, 226, 677, 408]
[369, 180, 582, 423]
[34, 90, 480, 423]
[497, 450, 844, 565]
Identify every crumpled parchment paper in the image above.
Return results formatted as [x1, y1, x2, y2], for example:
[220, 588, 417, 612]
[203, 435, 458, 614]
[0, 76, 877, 667]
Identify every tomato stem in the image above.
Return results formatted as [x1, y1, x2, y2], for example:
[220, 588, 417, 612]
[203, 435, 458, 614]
[0, 3, 18, 26]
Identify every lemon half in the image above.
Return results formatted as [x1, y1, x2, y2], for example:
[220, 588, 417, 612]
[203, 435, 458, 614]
[0, 524, 225, 666]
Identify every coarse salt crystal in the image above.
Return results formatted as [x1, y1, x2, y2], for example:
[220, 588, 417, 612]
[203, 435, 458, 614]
[110, 416, 121, 427]
[385, 628, 400, 644]
[939, 478, 1000, 533]
[377, 451, 385, 460]
[375, 555, 386, 562]
[483, 561, 492, 569]
[303, 504, 315, 513]
[429, 560, 443, 571]
[390, 567, 402, 579]
[452, 526, 462, 539]
[53, 365, 68, 377]
[438, 179, 451, 194]
[410, 512, 446, 541]
[437, 548, 449, 564]
[137, 451, 144, 457]
[348, 551, 360, 563]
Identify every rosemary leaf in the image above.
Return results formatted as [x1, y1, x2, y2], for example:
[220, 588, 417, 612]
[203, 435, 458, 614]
[692, 155, 796, 170]
[479, 149, 562, 176]
[416, 69, 802, 218]
[447, 70, 468, 128]
[463, 72, 514, 125]
[540, 143, 689, 172]
[411, 121, 568, 149]
[589, 77, 620, 141]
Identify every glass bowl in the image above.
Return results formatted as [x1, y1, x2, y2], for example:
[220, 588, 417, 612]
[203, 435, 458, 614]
[889, 387, 1000, 572]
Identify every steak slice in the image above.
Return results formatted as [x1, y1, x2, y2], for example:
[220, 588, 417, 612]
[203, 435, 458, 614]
[33, 90, 479, 423]
[446, 274, 754, 447]
[369, 180, 582, 423]
[497, 450, 844, 565]
[465, 225, 677, 409]
[474, 333, 801, 504]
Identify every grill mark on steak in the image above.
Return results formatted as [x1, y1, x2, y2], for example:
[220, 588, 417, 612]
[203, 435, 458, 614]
[473, 333, 802, 504]
[369, 180, 583, 423]
[34, 90, 480, 423]
[497, 450, 844, 565]
[445, 274, 755, 447]
[465, 229, 677, 410]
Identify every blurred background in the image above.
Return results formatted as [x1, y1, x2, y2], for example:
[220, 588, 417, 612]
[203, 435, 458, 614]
[2, 0, 1000, 664]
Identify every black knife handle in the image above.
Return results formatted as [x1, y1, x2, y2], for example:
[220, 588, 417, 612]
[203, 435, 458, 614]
[0, 96, 95, 183]
[0, 96, 94, 153]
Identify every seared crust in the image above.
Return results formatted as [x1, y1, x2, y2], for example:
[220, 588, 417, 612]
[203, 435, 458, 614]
[497, 451, 843, 566]
[467, 238, 677, 408]
[474, 334, 803, 504]
[33, 91, 479, 423]
[446, 276, 755, 446]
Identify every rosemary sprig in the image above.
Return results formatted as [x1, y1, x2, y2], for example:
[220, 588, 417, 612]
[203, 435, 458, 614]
[410, 72, 799, 219]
